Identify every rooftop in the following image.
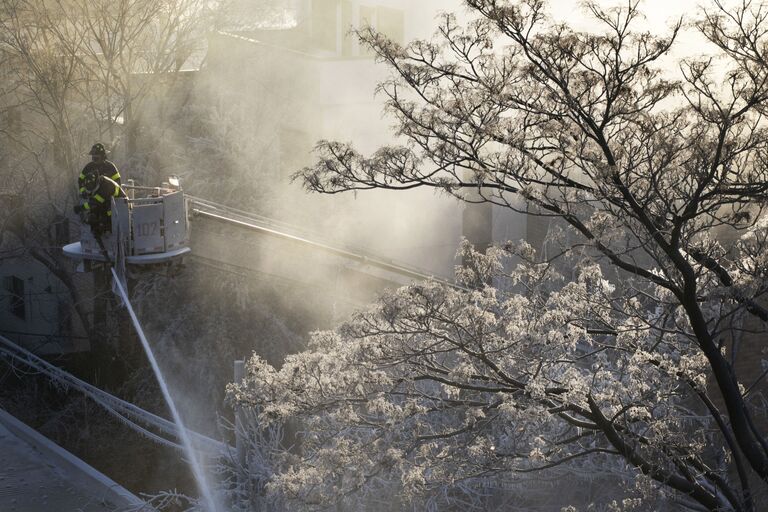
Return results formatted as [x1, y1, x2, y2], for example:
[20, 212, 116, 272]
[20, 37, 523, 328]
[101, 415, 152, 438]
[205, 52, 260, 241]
[0, 408, 145, 512]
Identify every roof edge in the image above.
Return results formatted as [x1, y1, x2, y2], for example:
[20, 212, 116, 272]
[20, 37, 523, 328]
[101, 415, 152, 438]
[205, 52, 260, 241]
[0, 407, 148, 510]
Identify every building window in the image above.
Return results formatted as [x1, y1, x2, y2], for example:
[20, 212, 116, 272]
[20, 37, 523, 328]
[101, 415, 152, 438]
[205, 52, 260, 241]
[3, 275, 26, 320]
[358, 5, 404, 57]
[358, 5, 376, 57]
[311, 0, 339, 53]
[341, 0, 354, 56]
[52, 216, 70, 245]
[311, 1, 405, 57]
[376, 6, 404, 45]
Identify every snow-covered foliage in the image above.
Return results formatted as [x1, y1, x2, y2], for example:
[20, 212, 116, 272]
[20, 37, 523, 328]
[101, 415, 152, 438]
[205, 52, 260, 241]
[235, 1, 768, 510]
[229, 228, 767, 510]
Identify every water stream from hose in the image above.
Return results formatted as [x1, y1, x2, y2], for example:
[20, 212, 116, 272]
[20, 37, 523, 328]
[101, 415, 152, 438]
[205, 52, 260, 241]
[110, 268, 219, 512]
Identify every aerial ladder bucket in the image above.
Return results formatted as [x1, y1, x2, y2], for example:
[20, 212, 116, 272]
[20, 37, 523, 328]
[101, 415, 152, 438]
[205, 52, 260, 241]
[63, 179, 191, 266]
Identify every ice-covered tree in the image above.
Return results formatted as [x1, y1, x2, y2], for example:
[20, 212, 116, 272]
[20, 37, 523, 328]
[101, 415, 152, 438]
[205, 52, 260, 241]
[230, 1, 768, 510]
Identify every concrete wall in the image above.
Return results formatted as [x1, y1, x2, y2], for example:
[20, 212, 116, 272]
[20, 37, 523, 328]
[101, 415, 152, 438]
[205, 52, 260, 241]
[0, 258, 89, 354]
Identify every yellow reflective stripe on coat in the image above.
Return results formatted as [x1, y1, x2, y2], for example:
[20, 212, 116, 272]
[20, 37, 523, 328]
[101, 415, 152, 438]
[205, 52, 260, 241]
[112, 187, 120, 197]
[83, 203, 91, 210]
[111, 172, 120, 181]
[107, 211, 112, 216]
[79, 173, 85, 179]
[79, 187, 86, 193]
[93, 194, 105, 203]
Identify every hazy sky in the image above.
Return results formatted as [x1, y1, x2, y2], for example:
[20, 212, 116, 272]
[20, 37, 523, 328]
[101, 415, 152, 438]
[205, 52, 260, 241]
[542, 0, 725, 60]
[548, 0, 701, 26]
[430, 0, 726, 59]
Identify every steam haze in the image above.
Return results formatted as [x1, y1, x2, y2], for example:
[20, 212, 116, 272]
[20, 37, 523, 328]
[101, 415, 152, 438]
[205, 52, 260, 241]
[0, 0, 753, 508]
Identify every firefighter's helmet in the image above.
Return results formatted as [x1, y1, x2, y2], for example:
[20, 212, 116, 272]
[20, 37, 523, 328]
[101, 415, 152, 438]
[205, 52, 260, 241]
[82, 168, 100, 193]
[89, 143, 107, 157]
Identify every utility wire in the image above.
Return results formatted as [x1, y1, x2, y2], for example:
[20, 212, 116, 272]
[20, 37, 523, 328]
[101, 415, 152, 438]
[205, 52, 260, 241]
[0, 328, 91, 340]
[0, 333, 227, 455]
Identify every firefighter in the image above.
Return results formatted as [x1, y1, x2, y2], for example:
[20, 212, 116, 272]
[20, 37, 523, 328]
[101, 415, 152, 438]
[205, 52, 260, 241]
[78, 143, 121, 197]
[73, 169, 126, 236]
